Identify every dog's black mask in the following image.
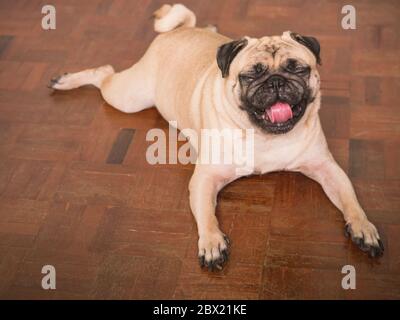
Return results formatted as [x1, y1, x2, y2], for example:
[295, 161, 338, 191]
[238, 59, 314, 134]
[217, 34, 320, 134]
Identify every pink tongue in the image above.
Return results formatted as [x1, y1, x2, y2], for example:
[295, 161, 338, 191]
[266, 102, 293, 123]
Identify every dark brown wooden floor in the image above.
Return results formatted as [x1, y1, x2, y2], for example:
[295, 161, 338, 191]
[0, 0, 399, 299]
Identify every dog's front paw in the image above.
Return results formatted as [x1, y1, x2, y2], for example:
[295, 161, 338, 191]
[198, 232, 230, 271]
[345, 219, 384, 258]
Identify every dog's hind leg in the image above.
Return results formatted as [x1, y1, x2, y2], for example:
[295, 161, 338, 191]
[48, 65, 115, 90]
[49, 58, 155, 114]
[99, 60, 155, 114]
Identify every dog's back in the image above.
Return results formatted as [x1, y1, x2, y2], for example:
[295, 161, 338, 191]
[147, 5, 231, 128]
[150, 3, 230, 77]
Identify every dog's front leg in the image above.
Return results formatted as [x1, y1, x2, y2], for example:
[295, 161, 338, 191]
[300, 156, 384, 257]
[189, 164, 236, 270]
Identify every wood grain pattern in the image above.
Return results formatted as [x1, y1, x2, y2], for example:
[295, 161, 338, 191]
[0, 0, 399, 300]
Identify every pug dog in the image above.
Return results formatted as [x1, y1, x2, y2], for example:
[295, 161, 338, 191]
[49, 3, 384, 270]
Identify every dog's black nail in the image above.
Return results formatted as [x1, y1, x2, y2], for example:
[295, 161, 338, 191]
[222, 249, 229, 261]
[370, 243, 384, 258]
[369, 246, 382, 258]
[48, 78, 59, 88]
[344, 224, 351, 238]
[206, 260, 214, 272]
[378, 239, 385, 251]
[353, 236, 361, 246]
[48, 76, 61, 88]
[198, 255, 205, 268]
[223, 235, 231, 246]
[357, 238, 369, 252]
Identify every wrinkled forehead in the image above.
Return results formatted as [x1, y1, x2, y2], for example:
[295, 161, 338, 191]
[241, 33, 314, 68]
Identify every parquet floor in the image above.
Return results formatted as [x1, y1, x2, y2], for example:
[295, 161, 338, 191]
[0, 0, 399, 299]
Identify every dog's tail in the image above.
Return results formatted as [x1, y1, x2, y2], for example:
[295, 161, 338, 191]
[153, 4, 196, 33]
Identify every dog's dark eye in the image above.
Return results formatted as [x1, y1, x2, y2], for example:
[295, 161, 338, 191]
[285, 59, 300, 72]
[239, 63, 267, 82]
[285, 59, 310, 74]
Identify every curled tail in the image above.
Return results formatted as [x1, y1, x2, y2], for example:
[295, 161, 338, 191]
[153, 4, 196, 33]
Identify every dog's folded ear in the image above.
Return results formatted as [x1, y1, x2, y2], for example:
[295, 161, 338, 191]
[217, 38, 248, 78]
[290, 32, 321, 65]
